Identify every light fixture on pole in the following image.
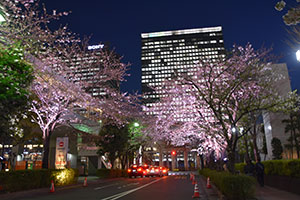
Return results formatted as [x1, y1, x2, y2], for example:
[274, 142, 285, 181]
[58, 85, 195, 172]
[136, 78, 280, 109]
[296, 50, 300, 62]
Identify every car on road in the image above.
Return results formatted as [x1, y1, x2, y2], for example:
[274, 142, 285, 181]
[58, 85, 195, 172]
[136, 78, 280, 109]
[127, 164, 149, 178]
[146, 166, 162, 177]
[159, 166, 169, 176]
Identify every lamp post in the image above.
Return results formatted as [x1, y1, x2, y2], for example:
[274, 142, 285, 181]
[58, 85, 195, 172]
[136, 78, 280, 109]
[296, 50, 300, 62]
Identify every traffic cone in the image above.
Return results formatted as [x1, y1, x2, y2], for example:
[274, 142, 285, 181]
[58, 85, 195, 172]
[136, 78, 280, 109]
[206, 177, 212, 189]
[83, 177, 87, 187]
[192, 175, 196, 185]
[50, 180, 55, 193]
[192, 183, 200, 198]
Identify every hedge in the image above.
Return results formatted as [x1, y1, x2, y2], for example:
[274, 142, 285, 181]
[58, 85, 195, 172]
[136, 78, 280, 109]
[96, 169, 128, 178]
[235, 159, 300, 178]
[0, 168, 78, 193]
[199, 168, 256, 200]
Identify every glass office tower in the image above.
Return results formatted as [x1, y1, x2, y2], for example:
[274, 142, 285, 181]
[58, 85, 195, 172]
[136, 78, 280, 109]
[141, 26, 226, 116]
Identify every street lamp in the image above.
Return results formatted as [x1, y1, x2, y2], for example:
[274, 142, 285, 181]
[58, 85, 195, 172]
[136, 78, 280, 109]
[296, 50, 300, 62]
[231, 126, 237, 134]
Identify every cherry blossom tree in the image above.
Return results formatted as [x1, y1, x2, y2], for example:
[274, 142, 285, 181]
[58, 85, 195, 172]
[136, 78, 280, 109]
[146, 44, 287, 173]
[1, 0, 141, 168]
[275, 0, 300, 26]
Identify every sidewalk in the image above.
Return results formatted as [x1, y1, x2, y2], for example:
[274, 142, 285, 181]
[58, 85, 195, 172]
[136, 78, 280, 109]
[198, 173, 300, 200]
[197, 174, 222, 200]
[255, 185, 300, 200]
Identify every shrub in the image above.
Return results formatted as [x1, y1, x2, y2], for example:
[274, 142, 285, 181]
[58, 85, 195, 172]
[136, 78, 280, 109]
[235, 159, 300, 178]
[263, 159, 300, 177]
[0, 168, 78, 193]
[96, 168, 110, 178]
[235, 163, 246, 174]
[199, 168, 256, 200]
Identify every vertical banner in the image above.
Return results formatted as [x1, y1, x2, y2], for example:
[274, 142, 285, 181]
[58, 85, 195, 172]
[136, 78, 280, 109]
[55, 137, 69, 169]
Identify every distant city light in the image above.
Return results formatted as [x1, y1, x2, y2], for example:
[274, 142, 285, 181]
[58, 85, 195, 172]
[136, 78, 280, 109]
[88, 44, 104, 50]
[133, 122, 140, 127]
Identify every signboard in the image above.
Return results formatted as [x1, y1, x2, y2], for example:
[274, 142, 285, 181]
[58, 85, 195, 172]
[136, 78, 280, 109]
[55, 137, 69, 169]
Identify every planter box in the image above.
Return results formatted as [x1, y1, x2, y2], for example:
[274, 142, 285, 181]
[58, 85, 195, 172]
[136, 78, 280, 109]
[265, 175, 300, 195]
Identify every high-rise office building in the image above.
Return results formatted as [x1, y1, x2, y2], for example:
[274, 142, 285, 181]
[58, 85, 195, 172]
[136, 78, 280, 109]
[141, 26, 226, 117]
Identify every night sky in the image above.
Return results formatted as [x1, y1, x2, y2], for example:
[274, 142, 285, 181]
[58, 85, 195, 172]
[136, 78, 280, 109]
[41, 0, 300, 94]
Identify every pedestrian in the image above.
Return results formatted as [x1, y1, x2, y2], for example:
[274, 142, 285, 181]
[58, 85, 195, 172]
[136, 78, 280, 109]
[244, 159, 255, 177]
[255, 157, 265, 187]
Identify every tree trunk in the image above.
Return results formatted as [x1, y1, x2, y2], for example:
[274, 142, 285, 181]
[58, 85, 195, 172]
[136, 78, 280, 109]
[243, 135, 250, 162]
[109, 155, 116, 169]
[42, 135, 50, 169]
[252, 134, 260, 162]
[251, 122, 260, 162]
[227, 136, 238, 174]
[227, 149, 236, 173]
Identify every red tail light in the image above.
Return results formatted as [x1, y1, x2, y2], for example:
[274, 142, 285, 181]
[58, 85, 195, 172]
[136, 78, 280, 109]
[163, 169, 167, 173]
[128, 169, 132, 173]
[137, 168, 142, 172]
[155, 169, 159, 172]
[133, 165, 137, 168]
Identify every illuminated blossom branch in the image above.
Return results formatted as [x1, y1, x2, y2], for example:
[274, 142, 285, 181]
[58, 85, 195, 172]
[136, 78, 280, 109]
[0, 0, 141, 168]
[146, 44, 284, 173]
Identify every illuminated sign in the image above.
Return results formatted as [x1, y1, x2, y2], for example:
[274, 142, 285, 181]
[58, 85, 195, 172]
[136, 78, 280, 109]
[88, 44, 104, 50]
[55, 137, 69, 169]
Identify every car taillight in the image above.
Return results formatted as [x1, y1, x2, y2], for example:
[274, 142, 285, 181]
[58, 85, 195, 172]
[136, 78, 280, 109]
[128, 169, 132, 173]
[163, 169, 167, 173]
[159, 167, 162, 170]
[133, 165, 137, 168]
[155, 169, 159, 172]
[137, 168, 142, 172]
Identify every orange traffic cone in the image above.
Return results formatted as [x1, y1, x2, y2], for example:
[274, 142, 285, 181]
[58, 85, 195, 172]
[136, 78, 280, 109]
[192, 175, 196, 185]
[83, 177, 87, 187]
[192, 183, 200, 198]
[50, 180, 55, 193]
[206, 177, 212, 189]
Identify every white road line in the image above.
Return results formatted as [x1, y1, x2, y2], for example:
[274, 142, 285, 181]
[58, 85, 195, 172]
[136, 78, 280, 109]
[94, 183, 119, 190]
[101, 178, 163, 200]
[117, 182, 139, 189]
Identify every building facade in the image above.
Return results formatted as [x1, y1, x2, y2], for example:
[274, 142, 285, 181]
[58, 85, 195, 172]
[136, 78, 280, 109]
[141, 26, 226, 169]
[141, 26, 226, 116]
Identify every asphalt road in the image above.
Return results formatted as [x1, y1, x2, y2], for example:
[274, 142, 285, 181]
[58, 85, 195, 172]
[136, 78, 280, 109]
[11, 174, 212, 200]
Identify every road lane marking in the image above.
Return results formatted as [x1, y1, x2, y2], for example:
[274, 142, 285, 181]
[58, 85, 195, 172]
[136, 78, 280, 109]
[95, 183, 119, 190]
[101, 178, 163, 200]
[117, 182, 139, 189]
